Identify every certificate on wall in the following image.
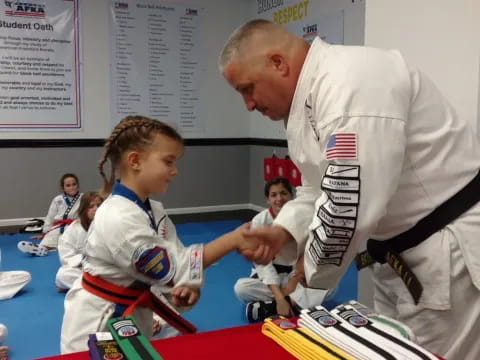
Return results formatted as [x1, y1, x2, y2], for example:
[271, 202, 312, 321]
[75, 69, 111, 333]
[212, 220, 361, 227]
[0, 0, 82, 130]
[109, 0, 206, 132]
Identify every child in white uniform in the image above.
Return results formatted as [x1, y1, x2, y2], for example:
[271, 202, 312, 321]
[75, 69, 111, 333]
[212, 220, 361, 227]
[234, 177, 332, 322]
[55, 192, 103, 291]
[60, 115, 251, 353]
[18, 173, 83, 256]
[0, 249, 31, 300]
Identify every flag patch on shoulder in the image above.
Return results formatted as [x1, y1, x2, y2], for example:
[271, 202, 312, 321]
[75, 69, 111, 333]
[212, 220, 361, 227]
[325, 133, 357, 160]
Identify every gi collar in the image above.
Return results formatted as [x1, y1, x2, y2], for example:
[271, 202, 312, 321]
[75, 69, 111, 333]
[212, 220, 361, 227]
[112, 181, 157, 231]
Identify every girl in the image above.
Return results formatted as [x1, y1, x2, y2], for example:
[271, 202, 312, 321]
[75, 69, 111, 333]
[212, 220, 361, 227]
[55, 192, 103, 291]
[18, 173, 83, 256]
[61, 115, 250, 353]
[234, 177, 333, 322]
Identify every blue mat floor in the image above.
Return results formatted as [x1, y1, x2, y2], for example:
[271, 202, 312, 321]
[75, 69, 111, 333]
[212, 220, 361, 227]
[0, 220, 357, 360]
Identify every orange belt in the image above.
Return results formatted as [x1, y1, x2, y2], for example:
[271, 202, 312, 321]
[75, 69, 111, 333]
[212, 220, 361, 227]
[82, 272, 197, 334]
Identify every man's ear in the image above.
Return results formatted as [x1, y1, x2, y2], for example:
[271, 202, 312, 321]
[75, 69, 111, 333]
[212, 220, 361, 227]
[126, 150, 141, 171]
[269, 53, 289, 76]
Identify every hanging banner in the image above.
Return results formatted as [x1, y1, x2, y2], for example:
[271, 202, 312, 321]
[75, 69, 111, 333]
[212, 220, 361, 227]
[0, 0, 82, 129]
[255, 0, 344, 45]
[109, 0, 206, 132]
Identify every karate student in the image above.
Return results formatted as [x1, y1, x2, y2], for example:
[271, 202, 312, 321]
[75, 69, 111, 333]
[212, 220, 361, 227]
[60, 115, 252, 353]
[18, 173, 83, 256]
[234, 177, 331, 322]
[0, 249, 31, 300]
[55, 192, 102, 291]
[220, 19, 480, 359]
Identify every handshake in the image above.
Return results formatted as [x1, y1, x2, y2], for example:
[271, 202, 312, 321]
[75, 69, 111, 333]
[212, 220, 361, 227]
[232, 223, 307, 287]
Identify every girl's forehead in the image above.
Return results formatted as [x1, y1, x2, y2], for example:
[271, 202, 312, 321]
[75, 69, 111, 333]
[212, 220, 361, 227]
[64, 177, 77, 184]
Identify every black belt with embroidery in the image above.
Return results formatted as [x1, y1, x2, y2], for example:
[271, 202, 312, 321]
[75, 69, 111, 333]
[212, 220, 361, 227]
[356, 170, 480, 304]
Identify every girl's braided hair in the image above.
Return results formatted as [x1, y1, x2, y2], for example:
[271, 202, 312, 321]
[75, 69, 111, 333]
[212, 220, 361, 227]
[98, 115, 183, 197]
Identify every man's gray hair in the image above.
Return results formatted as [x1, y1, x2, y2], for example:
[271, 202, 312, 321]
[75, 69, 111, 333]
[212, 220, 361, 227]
[219, 19, 281, 72]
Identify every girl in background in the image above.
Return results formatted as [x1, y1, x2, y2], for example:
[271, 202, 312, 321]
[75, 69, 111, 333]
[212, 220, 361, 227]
[55, 192, 103, 291]
[234, 177, 334, 322]
[18, 174, 83, 256]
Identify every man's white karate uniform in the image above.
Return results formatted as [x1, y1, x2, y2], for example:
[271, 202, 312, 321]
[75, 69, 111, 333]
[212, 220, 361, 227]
[274, 37, 480, 359]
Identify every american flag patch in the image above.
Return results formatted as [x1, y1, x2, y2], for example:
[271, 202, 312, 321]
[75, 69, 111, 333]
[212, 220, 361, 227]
[325, 133, 357, 160]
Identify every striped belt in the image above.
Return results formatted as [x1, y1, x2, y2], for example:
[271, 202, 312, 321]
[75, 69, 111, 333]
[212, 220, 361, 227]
[81, 272, 196, 334]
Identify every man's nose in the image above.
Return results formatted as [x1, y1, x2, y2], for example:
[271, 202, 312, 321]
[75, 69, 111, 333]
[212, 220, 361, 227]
[243, 95, 256, 112]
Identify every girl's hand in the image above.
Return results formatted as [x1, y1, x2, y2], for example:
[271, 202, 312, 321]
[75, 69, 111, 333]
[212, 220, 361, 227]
[170, 286, 200, 307]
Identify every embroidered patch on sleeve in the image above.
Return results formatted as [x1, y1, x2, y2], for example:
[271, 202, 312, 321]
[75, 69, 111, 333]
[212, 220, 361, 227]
[135, 246, 172, 280]
[325, 133, 357, 160]
[189, 245, 203, 280]
[309, 164, 361, 266]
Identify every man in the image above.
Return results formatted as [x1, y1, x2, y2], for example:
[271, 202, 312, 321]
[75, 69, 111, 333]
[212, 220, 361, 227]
[219, 19, 480, 360]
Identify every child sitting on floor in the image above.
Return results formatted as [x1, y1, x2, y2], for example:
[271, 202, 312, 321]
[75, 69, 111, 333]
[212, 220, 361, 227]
[234, 177, 335, 322]
[18, 173, 83, 256]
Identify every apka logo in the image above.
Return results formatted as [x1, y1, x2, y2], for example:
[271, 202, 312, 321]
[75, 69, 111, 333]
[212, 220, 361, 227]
[302, 23, 317, 37]
[4, 1, 45, 18]
[118, 325, 138, 337]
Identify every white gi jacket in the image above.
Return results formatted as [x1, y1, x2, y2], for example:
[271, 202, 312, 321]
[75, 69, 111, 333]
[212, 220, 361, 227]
[42, 193, 82, 233]
[274, 37, 480, 299]
[55, 220, 87, 289]
[61, 183, 203, 353]
[41, 193, 82, 248]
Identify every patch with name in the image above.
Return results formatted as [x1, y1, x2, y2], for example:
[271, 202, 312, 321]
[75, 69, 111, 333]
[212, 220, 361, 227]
[134, 246, 172, 281]
[325, 133, 357, 160]
[189, 245, 202, 280]
[325, 164, 360, 178]
[308, 243, 342, 266]
[322, 177, 359, 192]
[323, 199, 357, 217]
[305, 99, 319, 141]
[315, 225, 352, 244]
[317, 207, 356, 229]
[323, 190, 359, 205]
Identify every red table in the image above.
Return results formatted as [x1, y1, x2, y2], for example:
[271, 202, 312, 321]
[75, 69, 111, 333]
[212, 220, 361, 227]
[36, 323, 295, 360]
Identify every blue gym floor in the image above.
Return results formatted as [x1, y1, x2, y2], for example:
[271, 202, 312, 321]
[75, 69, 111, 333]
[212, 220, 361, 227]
[0, 220, 357, 360]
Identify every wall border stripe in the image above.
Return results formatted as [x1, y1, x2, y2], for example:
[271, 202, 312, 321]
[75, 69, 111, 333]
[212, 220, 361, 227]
[0, 138, 287, 148]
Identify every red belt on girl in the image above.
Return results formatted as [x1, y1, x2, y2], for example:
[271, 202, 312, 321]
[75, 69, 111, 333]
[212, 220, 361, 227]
[81, 272, 196, 334]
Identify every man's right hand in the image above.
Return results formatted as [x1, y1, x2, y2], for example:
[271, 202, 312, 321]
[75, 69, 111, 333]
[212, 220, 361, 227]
[240, 225, 294, 264]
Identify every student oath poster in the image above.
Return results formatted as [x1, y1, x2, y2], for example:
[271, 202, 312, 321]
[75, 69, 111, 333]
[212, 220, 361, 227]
[0, 0, 81, 130]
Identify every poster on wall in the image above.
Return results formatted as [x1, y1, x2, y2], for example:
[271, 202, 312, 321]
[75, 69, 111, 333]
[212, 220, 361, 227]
[255, 0, 344, 44]
[109, 0, 206, 132]
[0, 0, 82, 130]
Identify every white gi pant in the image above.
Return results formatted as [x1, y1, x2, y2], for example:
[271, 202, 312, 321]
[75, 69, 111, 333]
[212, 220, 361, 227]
[234, 273, 329, 308]
[40, 227, 62, 248]
[373, 202, 480, 360]
[61, 278, 155, 354]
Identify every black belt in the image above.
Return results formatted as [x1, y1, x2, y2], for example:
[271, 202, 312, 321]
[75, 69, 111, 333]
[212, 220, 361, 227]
[251, 263, 293, 279]
[356, 170, 480, 304]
